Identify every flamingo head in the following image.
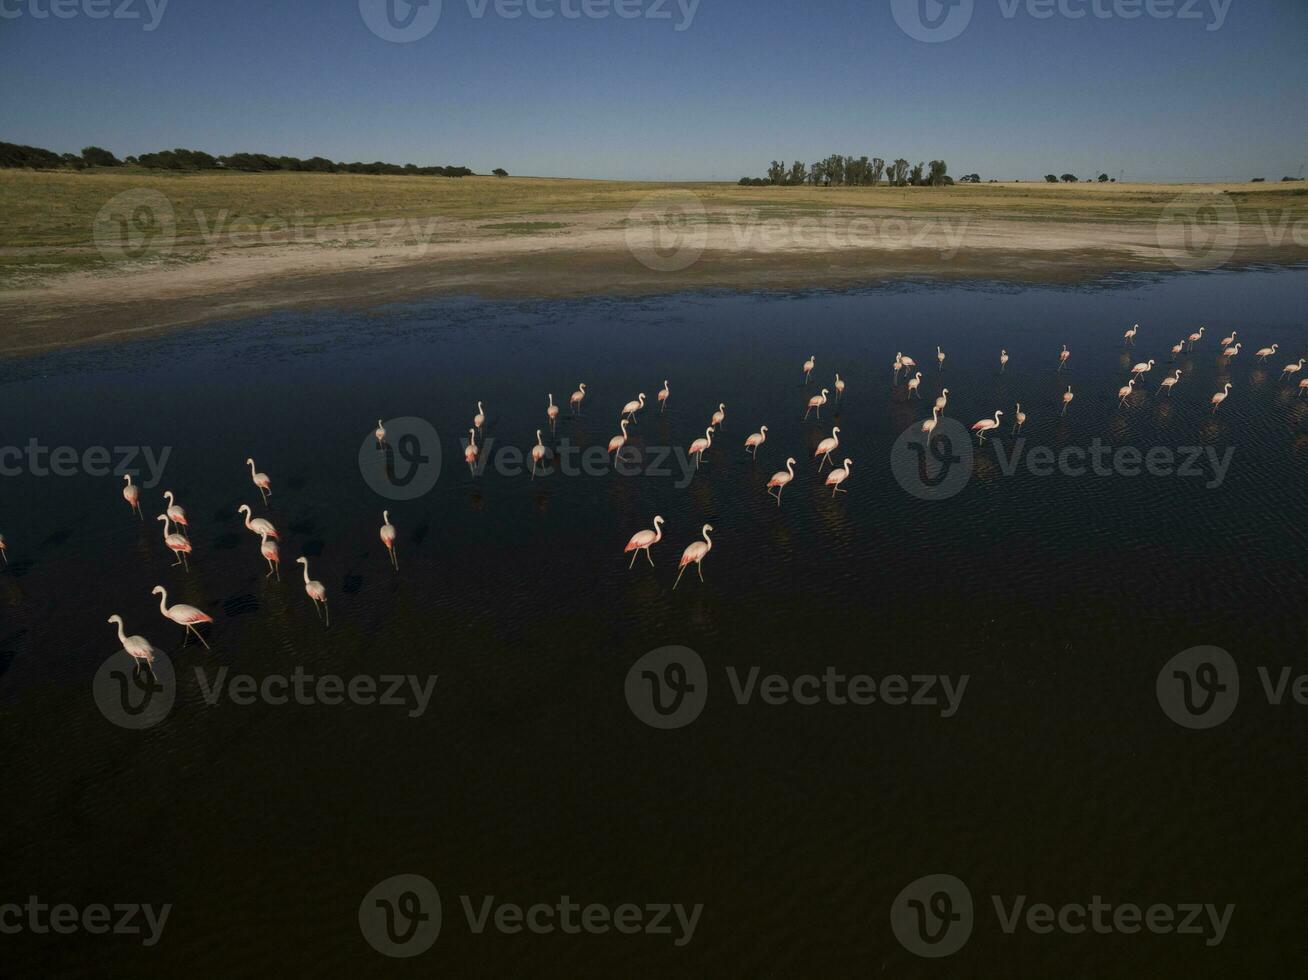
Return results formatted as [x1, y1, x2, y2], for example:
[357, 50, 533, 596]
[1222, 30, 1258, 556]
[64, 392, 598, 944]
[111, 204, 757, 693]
[832, 426, 840, 435]
[107, 614, 122, 626]
[579, 382, 586, 391]
[238, 504, 251, 516]
[246, 457, 255, 465]
[843, 458, 853, 469]
[996, 410, 1004, 417]
[786, 457, 796, 466]
[296, 557, 308, 566]
[703, 523, 714, 534]
[942, 388, 950, 395]
[1148, 359, 1155, 366]
[123, 474, 133, 485]
[760, 425, 768, 433]
[155, 514, 167, 523]
[639, 392, 646, 400]
[654, 515, 665, 527]
[378, 418, 383, 427]
[151, 586, 164, 596]
[821, 388, 829, 396]
[163, 490, 173, 502]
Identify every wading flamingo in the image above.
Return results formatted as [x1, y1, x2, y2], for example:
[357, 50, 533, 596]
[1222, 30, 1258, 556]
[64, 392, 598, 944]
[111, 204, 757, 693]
[0, 534, 6, 565]
[375, 419, 387, 447]
[531, 430, 547, 478]
[1187, 325, 1205, 351]
[1170, 339, 1185, 360]
[1299, 378, 1308, 396]
[673, 524, 713, 589]
[1211, 383, 1232, 413]
[608, 419, 630, 457]
[1061, 385, 1074, 414]
[245, 458, 271, 504]
[900, 353, 918, 377]
[658, 380, 670, 413]
[547, 394, 560, 432]
[1058, 345, 1070, 371]
[937, 345, 946, 371]
[122, 474, 141, 518]
[804, 388, 829, 420]
[766, 458, 796, 506]
[825, 458, 852, 497]
[380, 511, 398, 570]
[473, 401, 486, 431]
[892, 352, 903, 381]
[1281, 359, 1306, 381]
[1117, 380, 1136, 407]
[1254, 344, 1278, 362]
[623, 515, 665, 569]
[971, 410, 1003, 443]
[922, 406, 941, 438]
[157, 514, 192, 571]
[1000, 349, 1009, 372]
[464, 428, 479, 475]
[711, 403, 726, 430]
[814, 427, 841, 470]
[238, 504, 277, 539]
[745, 425, 768, 457]
[834, 374, 845, 400]
[1124, 323, 1139, 346]
[1159, 370, 1182, 395]
[935, 388, 950, 414]
[1220, 330, 1237, 349]
[107, 615, 156, 666]
[1130, 359, 1155, 380]
[296, 556, 329, 625]
[803, 355, 815, 383]
[163, 490, 188, 537]
[907, 372, 923, 397]
[570, 382, 587, 415]
[688, 427, 713, 468]
[1013, 403, 1027, 433]
[1222, 342, 1241, 359]
[259, 531, 280, 579]
[621, 393, 646, 422]
[152, 585, 212, 649]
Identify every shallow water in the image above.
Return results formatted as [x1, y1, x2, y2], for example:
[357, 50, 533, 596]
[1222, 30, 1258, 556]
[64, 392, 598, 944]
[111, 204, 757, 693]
[2, 268, 1306, 976]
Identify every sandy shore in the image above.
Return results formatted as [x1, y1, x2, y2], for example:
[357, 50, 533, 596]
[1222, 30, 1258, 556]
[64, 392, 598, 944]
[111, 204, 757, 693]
[3, 197, 1306, 357]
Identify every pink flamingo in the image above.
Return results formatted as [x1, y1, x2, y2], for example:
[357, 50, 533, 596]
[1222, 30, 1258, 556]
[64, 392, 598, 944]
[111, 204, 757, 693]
[122, 474, 141, 518]
[745, 425, 768, 457]
[163, 490, 188, 537]
[673, 524, 713, 589]
[1130, 359, 1155, 380]
[892, 352, 903, 381]
[296, 556, 329, 625]
[246, 458, 271, 504]
[922, 406, 941, 438]
[1057, 344, 1070, 371]
[0, 533, 6, 565]
[152, 585, 212, 649]
[238, 504, 277, 539]
[711, 402, 726, 430]
[1220, 329, 1237, 349]
[1170, 339, 1185, 360]
[935, 388, 949, 414]
[623, 515, 665, 568]
[107, 615, 156, 665]
[825, 458, 852, 497]
[803, 354, 815, 383]
[688, 426, 713, 468]
[936, 345, 946, 371]
[901, 353, 918, 375]
[570, 382, 587, 415]
[1061, 386, 1074, 415]
[546, 394, 560, 433]
[1013, 403, 1026, 433]
[1211, 383, 1232, 413]
[658, 380, 670, 413]
[1254, 344, 1278, 362]
[473, 401, 486, 431]
[375, 419, 387, 447]
[1299, 378, 1308, 396]
[1159, 370, 1182, 395]
[464, 428, 479, 475]
[907, 372, 923, 397]
[1281, 358, 1306, 381]
[608, 419, 630, 457]
[814, 426, 840, 470]
[1187, 325, 1204, 351]
[1124, 323, 1139, 346]
[621, 393, 646, 422]
[380, 511, 398, 570]
[766, 457, 796, 506]
[971, 410, 1003, 443]
[1222, 342, 1241, 359]
[834, 373, 845, 401]
[1117, 379, 1136, 407]
[531, 430, 547, 478]
[999, 349, 1009, 372]
[803, 388, 829, 420]
[259, 531, 280, 579]
[156, 514, 192, 570]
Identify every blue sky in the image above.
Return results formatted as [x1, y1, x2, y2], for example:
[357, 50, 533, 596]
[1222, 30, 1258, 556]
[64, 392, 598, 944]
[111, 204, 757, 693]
[0, 0, 1304, 181]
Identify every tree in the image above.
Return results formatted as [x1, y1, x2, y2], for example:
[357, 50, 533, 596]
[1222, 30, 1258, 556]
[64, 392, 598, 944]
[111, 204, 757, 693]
[493, 168, 508, 177]
[788, 160, 807, 186]
[928, 160, 949, 186]
[1097, 173, 1109, 182]
[1044, 174, 1059, 183]
[61, 152, 86, 170]
[908, 162, 925, 186]
[81, 146, 122, 167]
[870, 158, 886, 185]
[888, 159, 910, 187]
[767, 160, 787, 184]
[1060, 173, 1078, 182]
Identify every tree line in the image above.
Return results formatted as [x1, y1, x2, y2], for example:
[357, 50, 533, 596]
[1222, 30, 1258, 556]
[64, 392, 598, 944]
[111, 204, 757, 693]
[0, 140, 476, 177]
[740, 157, 954, 187]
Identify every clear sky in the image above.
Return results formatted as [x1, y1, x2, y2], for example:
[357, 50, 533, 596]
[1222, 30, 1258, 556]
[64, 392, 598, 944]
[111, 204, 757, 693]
[1, 0, 1304, 181]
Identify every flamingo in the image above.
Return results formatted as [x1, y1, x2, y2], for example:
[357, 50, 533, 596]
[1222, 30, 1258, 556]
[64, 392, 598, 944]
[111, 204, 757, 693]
[156, 514, 192, 570]
[546, 394, 560, 432]
[892, 352, 903, 381]
[711, 402, 726, 430]
[901, 353, 918, 376]
[379, 511, 398, 570]
[151, 585, 212, 649]
[107, 615, 156, 666]
[1130, 359, 1155, 380]
[834, 374, 845, 401]
[825, 458, 852, 497]
[245, 458, 271, 504]
[530, 430, 547, 478]
[162, 490, 188, 537]
[1255, 344, 1278, 362]
[673, 524, 714, 589]
[1159, 370, 1182, 395]
[608, 419, 630, 457]
[1300, 378, 1308, 396]
[296, 556, 329, 625]
[745, 425, 768, 457]
[464, 428, 479, 475]
[1187, 325, 1205, 351]
[1220, 330, 1237, 349]
[803, 354, 815, 383]
[1124, 323, 1139, 347]
[658, 380, 670, 413]
[934, 388, 950, 414]
[621, 393, 646, 422]
[122, 474, 141, 518]
[688, 427, 714, 468]
[936, 345, 946, 371]
[1117, 379, 1136, 407]
[0, 533, 6, 565]
[1222, 342, 1241, 359]
[238, 504, 277, 539]
[814, 427, 841, 470]
[999, 349, 1009, 372]
[1013, 403, 1026, 433]
[1170, 339, 1185, 360]
[1061, 385, 1074, 415]
[971, 410, 1003, 443]
[259, 531, 280, 579]
[1281, 359, 1306, 381]
[374, 419, 387, 447]
[804, 388, 829, 420]
[1211, 383, 1232, 413]
[1058, 345, 1070, 371]
[472, 401, 486, 431]
[907, 372, 923, 398]
[570, 382, 587, 415]
[766, 457, 796, 506]
[623, 515, 665, 568]
[922, 406, 941, 438]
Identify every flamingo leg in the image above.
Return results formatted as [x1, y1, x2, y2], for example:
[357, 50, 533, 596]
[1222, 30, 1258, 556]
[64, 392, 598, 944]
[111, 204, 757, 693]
[697, 562, 704, 583]
[629, 551, 638, 569]
[673, 565, 686, 589]
[323, 602, 330, 627]
[645, 549, 654, 568]
[191, 624, 210, 649]
[312, 600, 322, 619]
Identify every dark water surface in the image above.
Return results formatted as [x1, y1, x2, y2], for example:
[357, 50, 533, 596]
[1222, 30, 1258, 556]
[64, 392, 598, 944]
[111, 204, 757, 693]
[2, 269, 1307, 977]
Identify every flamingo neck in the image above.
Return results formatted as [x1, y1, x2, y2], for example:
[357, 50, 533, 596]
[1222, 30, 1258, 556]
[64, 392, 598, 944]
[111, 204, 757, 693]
[786, 460, 794, 476]
[157, 590, 170, 615]
[248, 460, 257, 476]
[114, 619, 127, 644]
[702, 527, 712, 545]
[302, 563, 311, 584]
